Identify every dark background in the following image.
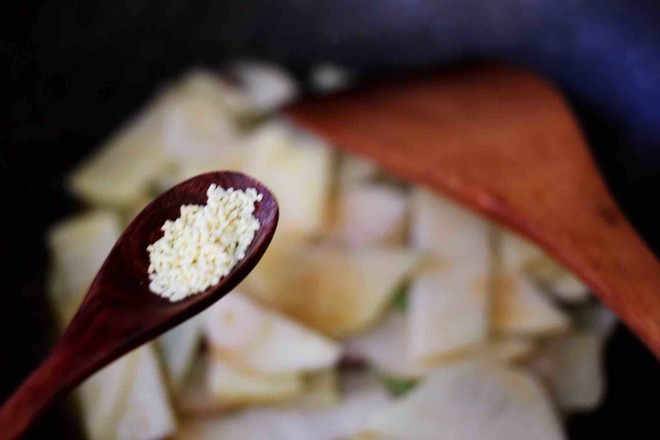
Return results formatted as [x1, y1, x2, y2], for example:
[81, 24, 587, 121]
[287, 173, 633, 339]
[1, 1, 659, 438]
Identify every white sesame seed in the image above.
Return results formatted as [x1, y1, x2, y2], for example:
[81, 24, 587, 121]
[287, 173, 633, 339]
[147, 184, 262, 302]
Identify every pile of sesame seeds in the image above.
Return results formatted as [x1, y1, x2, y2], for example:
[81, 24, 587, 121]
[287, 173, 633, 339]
[147, 184, 262, 302]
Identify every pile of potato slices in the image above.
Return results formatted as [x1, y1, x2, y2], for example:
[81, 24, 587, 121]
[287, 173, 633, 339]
[47, 62, 616, 440]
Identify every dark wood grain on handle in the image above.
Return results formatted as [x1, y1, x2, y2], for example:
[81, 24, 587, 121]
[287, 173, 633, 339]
[0, 329, 102, 439]
[287, 64, 660, 358]
[0, 172, 278, 439]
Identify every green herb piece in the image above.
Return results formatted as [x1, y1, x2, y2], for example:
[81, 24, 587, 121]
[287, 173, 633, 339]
[391, 283, 409, 311]
[381, 375, 418, 397]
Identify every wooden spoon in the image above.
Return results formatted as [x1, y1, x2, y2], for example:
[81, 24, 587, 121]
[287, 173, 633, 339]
[0, 172, 278, 439]
[287, 64, 660, 358]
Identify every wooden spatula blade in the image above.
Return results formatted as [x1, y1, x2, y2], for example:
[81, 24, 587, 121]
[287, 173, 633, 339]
[287, 64, 660, 358]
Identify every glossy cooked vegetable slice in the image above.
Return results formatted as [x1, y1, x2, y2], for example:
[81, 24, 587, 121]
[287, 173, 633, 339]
[337, 155, 380, 189]
[245, 124, 334, 236]
[245, 245, 419, 337]
[332, 184, 408, 247]
[177, 356, 304, 414]
[177, 370, 389, 440]
[180, 367, 338, 416]
[68, 92, 176, 207]
[239, 231, 307, 300]
[176, 69, 252, 119]
[204, 292, 341, 373]
[207, 359, 304, 408]
[175, 146, 247, 183]
[488, 337, 536, 363]
[77, 348, 138, 439]
[158, 312, 206, 391]
[308, 62, 355, 95]
[113, 345, 177, 440]
[228, 60, 299, 113]
[122, 195, 153, 226]
[409, 265, 490, 364]
[162, 81, 240, 164]
[364, 358, 565, 440]
[499, 229, 588, 303]
[499, 229, 547, 273]
[580, 302, 618, 337]
[79, 345, 176, 440]
[492, 274, 570, 337]
[344, 311, 428, 379]
[544, 271, 589, 303]
[47, 211, 122, 325]
[410, 188, 490, 261]
[529, 331, 607, 413]
[293, 370, 340, 409]
[165, 72, 254, 182]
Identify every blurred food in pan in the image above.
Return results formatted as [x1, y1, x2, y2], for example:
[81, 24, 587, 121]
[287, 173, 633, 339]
[49, 61, 614, 440]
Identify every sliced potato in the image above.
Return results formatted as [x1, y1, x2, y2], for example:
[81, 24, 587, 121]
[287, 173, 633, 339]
[332, 184, 408, 247]
[345, 311, 428, 379]
[545, 271, 589, 303]
[207, 358, 304, 408]
[493, 274, 570, 337]
[182, 367, 338, 415]
[178, 369, 389, 440]
[162, 84, 240, 162]
[409, 265, 490, 364]
[499, 230, 588, 303]
[175, 360, 219, 414]
[176, 152, 248, 183]
[488, 337, 536, 363]
[122, 195, 154, 226]
[580, 303, 618, 338]
[68, 91, 176, 207]
[158, 312, 206, 391]
[364, 358, 565, 440]
[244, 124, 333, 236]
[114, 345, 177, 439]
[347, 434, 389, 440]
[229, 60, 299, 113]
[337, 155, 380, 189]
[340, 367, 388, 394]
[499, 229, 547, 273]
[410, 189, 490, 262]
[320, 373, 391, 439]
[530, 332, 606, 413]
[79, 345, 176, 440]
[178, 356, 304, 414]
[245, 246, 419, 337]
[309, 62, 355, 95]
[409, 255, 450, 277]
[176, 69, 252, 119]
[78, 348, 139, 439]
[239, 231, 308, 305]
[47, 211, 122, 325]
[167, 70, 255, 181]
[293, 370, 341, 409]
[204, 292, 341, 373]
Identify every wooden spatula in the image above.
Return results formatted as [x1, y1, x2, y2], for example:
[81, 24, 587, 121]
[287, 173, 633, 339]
[286, 64, 660, 358]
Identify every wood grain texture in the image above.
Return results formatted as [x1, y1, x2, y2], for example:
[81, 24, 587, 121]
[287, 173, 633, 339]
[0, 172, 278, 439]
[287, 64, 660, 358]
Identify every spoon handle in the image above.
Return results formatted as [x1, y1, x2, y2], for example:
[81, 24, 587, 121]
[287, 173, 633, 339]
[0, 339, 82, 439]
[0, 291, 138, 439]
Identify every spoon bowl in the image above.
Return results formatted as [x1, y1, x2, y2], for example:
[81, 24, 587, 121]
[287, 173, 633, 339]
[0, 171, 278, 439]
